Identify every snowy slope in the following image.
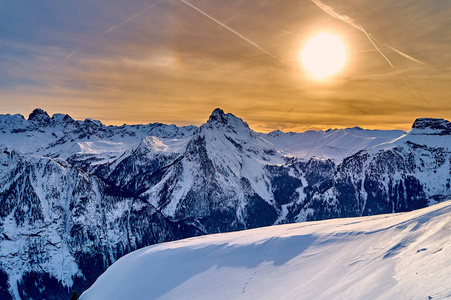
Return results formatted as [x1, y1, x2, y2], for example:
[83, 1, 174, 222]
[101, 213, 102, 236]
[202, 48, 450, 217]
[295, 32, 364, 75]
[82, 201, 451, 300]
[0, 108, 405, 163]
[141, 108, 285, 223]
[261, 127, 405, 162]
[0, 108, 196, 162]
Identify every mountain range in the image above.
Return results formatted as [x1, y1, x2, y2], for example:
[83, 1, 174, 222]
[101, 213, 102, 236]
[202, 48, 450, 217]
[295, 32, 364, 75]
[0, 108, 450, 299]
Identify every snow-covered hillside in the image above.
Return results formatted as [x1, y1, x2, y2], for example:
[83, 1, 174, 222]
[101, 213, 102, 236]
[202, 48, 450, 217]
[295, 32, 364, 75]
[261, 127, 405, 162]
[82, 200, 451, 300]
[0, 108, 404, 163]
[0, 108, 196, 163]
[0, 108, 450, 299]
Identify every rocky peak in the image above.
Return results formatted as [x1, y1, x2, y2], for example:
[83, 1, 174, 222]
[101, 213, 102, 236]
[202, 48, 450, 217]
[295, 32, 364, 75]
[411, 118, 451, 135]
[267, 130, 284, 137]
[206, 108, 250, 131]
[51, 113, 74, 124]
[84, 118, 104, 127]
[28, 108, 51, 126]
[208, 108, 228, 124]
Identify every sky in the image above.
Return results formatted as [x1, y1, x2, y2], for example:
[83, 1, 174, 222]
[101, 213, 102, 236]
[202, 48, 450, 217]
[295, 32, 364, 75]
[1, 0, 450, 132]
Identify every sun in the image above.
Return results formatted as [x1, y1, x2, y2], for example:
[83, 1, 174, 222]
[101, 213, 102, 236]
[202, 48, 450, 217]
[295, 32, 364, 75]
[300, 33, 347, 80]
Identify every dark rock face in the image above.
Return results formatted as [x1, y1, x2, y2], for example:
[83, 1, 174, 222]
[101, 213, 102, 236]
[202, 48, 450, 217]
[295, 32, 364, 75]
[412, 118, 451, 135]
[283, 148, 437, 222]
[0, 110, 450, 299]
[208, 108, 228, 124]
[268, 165, 302, 206]
[18, 271, 70, 300]
[28, 108, 51, 126]
[0, 269, 12, 300]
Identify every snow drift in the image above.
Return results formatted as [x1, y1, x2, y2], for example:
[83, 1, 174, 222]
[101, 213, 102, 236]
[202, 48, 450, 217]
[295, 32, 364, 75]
[82, 201, 451, 300]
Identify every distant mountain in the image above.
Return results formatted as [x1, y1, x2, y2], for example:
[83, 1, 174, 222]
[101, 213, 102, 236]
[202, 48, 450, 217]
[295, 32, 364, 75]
[0, 108, 450, 299]
[81, 200, 451, 300]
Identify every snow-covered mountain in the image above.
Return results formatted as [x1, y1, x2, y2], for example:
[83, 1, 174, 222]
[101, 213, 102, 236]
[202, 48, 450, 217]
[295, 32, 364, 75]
[0, 108, 450, 299]
[261, 126, 405, 162]
[81, 200, 451, 300]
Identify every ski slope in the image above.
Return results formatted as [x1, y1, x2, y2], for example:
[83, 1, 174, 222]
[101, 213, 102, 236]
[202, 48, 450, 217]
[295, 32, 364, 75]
[81, 201, 451, 300]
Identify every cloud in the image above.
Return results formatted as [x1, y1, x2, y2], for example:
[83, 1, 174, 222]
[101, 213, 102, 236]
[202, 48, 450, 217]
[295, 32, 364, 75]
[63, 0, 164, 62]
[1, 0, 450, 132]
[181, 0, 285, 64]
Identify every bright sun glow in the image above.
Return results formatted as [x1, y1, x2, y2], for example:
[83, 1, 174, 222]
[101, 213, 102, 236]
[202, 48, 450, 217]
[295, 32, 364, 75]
[300, 33, 347, 80]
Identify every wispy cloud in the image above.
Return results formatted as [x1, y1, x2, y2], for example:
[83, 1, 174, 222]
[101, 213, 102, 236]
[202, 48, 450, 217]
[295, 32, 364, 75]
[63, 0, 163, 61]
[181, 0, 285, 65]
[1, 0, 450, 132]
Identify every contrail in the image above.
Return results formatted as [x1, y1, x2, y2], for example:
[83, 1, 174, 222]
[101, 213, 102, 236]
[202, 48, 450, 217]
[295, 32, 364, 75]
[310, 0, 360, 31]
[359, 25, 429, 103]
[282, 29, 390, 54]
[309, 0, 427, 66]
[63, 0, 162, 62]
[63, 47, 82, 62]
[382, 44, 427, 66]
[359, 48, 389, 53]
[181, 0, 285, 64]
[359, 24, 394, 69]
[310, 0, 428, 103]
[101, 0, 162, 37]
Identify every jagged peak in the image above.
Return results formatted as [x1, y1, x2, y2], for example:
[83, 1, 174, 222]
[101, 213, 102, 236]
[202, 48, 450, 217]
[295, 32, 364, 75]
[208, 108, 227, 124]
[28, 108, 51, 123]
[210, 108, 224, 117]
[206, 108, 250, 130]
[411, 118, 451, 135]
[84, 118, 104, 127]
[52, 113, 74, 123]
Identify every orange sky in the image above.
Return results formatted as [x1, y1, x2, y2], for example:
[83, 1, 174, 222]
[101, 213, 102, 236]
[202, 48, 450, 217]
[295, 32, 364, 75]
[1, 0, 451, 132]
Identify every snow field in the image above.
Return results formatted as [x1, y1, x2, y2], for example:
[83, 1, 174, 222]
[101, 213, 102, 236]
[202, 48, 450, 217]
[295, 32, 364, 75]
[82, 201, 451, 300]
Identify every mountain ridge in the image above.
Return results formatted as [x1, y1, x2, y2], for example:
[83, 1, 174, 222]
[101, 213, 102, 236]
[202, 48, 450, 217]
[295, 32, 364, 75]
[0, 108, 450, 299]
